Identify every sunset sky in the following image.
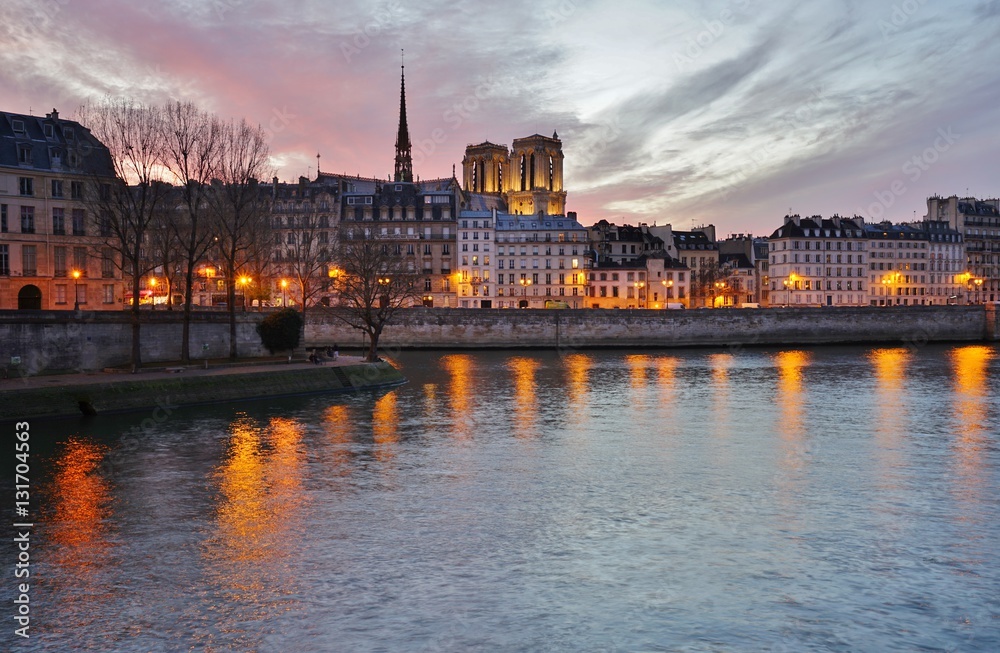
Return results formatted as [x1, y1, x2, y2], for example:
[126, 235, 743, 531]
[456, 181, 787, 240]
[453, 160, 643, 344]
[3, 0, 999, 235]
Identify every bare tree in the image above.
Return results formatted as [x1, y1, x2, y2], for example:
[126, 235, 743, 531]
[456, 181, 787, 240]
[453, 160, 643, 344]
[332, 232, 419, 362]
[208, 118, 272, 359]
[78, 98, 169, 372]
[285, 210, 334, 325]
[162, 101, 222, 360]
[244, 207, 275, 311]
[147, 197, 182, 309]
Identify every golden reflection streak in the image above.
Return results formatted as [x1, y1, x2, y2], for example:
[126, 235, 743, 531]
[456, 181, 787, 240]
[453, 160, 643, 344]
[200, 414, 306, 650]
[509, 357, 540, 439]
[441, 354, 474, 439]
[563, 353, 592, 429]
[775, 350, 811, 477]
[372, 391, 400, 462]
[868, 348, 911, 486]
[708, 353, 734, 438]
[950, 345, 994, 502]
[625, 354, 651, 390]
[655, 356, 679, 432]
[47, 437, 113, 570]
[322, 404, 355, 477]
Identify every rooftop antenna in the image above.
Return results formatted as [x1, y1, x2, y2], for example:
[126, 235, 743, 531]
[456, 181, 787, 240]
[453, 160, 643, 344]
[317, 152, 321, 175]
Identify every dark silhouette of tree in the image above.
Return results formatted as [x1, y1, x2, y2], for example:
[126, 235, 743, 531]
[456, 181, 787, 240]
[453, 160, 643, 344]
[331, 232, 419, 362]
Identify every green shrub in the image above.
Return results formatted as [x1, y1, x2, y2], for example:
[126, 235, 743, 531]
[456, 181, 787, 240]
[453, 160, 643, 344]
[256, 308, 303, 354]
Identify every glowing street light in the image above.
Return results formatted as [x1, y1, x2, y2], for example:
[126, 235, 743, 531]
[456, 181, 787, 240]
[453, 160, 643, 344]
[238, 275, 251, 311]
[660, 279, 673, 309]
[148, 276, 157, 310]
[634, 280, 645, 308]
[280, 278, 288, 307]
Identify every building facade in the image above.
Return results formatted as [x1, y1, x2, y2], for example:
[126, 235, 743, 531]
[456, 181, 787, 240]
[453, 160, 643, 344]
[865, 221, 965, 306]
[926, 195, 999, 303]
[768, 215, 869, 307]
[1, 109, 120, 310]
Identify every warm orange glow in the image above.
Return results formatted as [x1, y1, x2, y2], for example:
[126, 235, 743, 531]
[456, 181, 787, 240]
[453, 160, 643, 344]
[441, 354, 474, 439]
[626, 354, 651, 390]
[709, 353, 733, 438]
[950, 345, 994, 502]
[212, 416, 269, 567]
[563, 353, 592, 414]
[372, 392, 399, 462]
[280, 278, 289, 289]
[238, 275, 251, 286]
[48, 437, 112, 556]
[869, 348, 910, 487]
[509, 357, 540, 438]
[328, 267, 341, 279]
[72, 269, 81, 280]
[148, 276, 157, 288]
[322, 405, 354, 476]
[655, 356, 679, 429]
[775, 350, 811, 456]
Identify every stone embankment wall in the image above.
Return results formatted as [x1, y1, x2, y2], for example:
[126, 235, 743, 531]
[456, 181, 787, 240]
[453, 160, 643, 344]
[1, 305, 997, 375]
[307, 305, 999, 351]
[0, 310, 269, 375]
[0, 361, 405, 420]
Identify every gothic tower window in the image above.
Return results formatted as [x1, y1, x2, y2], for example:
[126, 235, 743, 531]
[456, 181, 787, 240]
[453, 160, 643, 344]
[520, 154, 527, 191]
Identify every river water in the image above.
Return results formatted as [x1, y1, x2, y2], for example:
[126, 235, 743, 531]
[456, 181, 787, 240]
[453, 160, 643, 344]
[2, 345, 999, 652]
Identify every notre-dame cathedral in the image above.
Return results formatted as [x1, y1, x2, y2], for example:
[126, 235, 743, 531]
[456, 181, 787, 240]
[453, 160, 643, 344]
[461, 134, 567, 216]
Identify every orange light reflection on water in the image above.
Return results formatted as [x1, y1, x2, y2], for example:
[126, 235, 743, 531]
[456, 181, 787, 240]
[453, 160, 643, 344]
[950, 345, 994, 503]
[775, 350, 811, 477]
[708, 353, 733, 438]
[509, 357, 540, 439]
[563, 353, 592, 431]
[47, 436, 114, 573]
[372, 391, 400, 462]
[441, 354, 474, 439]
[868, 348, 911, 489]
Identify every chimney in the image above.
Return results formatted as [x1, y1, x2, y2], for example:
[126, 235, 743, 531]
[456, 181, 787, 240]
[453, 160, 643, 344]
[47, 108, 59, 120]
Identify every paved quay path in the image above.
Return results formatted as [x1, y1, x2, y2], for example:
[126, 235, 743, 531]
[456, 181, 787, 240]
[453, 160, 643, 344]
[2, 355, 371, 392]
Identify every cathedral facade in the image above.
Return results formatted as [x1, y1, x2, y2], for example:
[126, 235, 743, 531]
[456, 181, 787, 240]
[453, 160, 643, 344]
[461, 133, 567, 216]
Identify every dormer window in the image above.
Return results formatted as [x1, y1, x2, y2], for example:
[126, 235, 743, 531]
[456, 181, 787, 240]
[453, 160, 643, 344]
[12, 119, 25, 134]
[18, 145, 31, 164]
[44, 124, 54, 139]
[63, 127, 75, 141]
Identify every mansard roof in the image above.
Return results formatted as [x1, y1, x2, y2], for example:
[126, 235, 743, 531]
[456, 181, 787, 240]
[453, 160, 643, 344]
[0, 109, 115, 177]
[768, 215, 866, 239]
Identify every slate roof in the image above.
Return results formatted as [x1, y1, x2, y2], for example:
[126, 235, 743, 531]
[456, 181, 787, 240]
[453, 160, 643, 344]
[0, 109, 114, 177]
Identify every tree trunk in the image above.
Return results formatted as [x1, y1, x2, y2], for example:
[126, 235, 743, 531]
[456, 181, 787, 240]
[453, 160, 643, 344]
[228, 281, 238, 360]
[181, 266, 194, 362]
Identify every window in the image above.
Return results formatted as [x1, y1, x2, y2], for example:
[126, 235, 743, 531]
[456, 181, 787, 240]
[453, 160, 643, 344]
[103, 284, 115, 304]
[0, 245, 9, 275]
[54, 247, 67, 277]
[18, 146, 31, 164]
[71, 181, 83, 199]
[102, 248, 115, 278]
[76, 283, 87, 305]
[424, 278, 432, 292]
[72, 209, 86, 236]
[19, 177, 33, 196]
[51, 179, 64, 198]
[20, 206, 35, 233]
[52, 207, 65, 234]
[74, 247, 87, 275]
[22, 245, 37, 276]
[12, 119, 25, 134]
[55, 284, 67, 305]
[1, 205, 7, 232]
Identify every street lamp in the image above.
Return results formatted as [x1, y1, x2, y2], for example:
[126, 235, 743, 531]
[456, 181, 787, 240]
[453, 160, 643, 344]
[714, 280, 726, 308]
[328, 268, 341, 307]
[148, 276, 157, 310]
[377, 276, 391, 308]
[660, 279, 673, 309]
[973, 277, 984, 304]
[280, 278, 288, 307]
[72, 269, 81, 310]
[783, 273, 799, 306]
[519, 277, 532, 308]
[634, 280, 645, 308]
[238, 275, 251, 311]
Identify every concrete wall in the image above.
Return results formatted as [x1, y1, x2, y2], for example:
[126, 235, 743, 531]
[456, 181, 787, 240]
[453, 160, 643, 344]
[305, 305, 999, 351]
[2, 305, 997, 375]
[0, 310, 269, 374]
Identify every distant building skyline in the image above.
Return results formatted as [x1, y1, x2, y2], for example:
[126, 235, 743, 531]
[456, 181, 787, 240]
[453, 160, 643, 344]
[3, 1, 999, 234]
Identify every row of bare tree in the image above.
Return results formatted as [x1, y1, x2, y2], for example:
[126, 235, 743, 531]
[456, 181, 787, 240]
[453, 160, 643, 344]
[79, 97, 272, 371]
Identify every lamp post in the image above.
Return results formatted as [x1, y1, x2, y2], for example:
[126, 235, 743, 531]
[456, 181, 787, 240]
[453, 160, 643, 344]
[661, 279, 673, 308]
[377, 276, 390, 308]
[72, 269, 81, 310]
[783, 273, 799, 306]
[148, 276, 157, 310]
[714, 280, 726, 308]
[280, 278, 288, 307]
[973, 277, 984, 304]
[634, 280, 645, 308]
[238, 275, 251, 312]
[328, 268, 341, 307]
[519, 277, 531, 308]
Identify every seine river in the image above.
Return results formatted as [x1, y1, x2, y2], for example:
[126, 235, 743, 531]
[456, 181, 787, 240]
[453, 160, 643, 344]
[3, 345, 999, 652]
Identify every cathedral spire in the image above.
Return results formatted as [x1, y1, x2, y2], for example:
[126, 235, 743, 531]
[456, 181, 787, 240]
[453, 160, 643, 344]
[394, 50, 413, 183]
